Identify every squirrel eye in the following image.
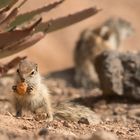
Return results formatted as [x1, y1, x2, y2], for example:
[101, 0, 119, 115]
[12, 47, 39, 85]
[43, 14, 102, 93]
[16, 69, 19, 73]
[30, 71, 35, 76]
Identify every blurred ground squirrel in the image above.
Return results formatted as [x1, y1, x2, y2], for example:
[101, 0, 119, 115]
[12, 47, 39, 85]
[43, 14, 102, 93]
[12, 59, 100, 124]
[74, 18, 134, 89]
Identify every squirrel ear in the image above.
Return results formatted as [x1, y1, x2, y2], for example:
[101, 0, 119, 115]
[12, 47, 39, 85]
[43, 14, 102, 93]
[35, 64, 38, 71]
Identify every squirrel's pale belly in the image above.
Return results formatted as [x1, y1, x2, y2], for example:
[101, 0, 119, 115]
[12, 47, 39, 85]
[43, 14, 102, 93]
[15, 89, 47, 112]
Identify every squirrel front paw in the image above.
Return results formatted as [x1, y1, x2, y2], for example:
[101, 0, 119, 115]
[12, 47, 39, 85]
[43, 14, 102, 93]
[12, 85, 17, 92]
[27, 86, 33, 93]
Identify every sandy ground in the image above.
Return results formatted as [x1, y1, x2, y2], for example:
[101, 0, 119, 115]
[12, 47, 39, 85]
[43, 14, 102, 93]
[0, 71, 140, 140]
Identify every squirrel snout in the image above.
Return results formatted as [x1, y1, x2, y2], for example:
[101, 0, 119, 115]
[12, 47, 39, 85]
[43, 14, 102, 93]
[20, 77, 25, 82]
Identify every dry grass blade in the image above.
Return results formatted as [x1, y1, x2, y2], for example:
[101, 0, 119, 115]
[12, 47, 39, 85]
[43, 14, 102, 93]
[0, 8, 18, 32]
[0, 32, 45, 58]
[0, 0, 28, 32]
[36, 7, 101, 33]
[0, 13, 6, 23]
[17, 16, 42, 31]
[0, 56, 26, 76]
[5, 56, 26, 70]
[0, 0, 18, 23]
[11, 0, 64, 28]
[0, 1, 101, 59]
[17, 0, 28, 9]
[0, 0, 18, 14]
[0, 17, 42, 48]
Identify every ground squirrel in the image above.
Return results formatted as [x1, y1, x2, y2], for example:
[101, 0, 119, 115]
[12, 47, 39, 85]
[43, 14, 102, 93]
[12, 60, 100, 124]
[12, 60, 53, 121]
[74, 18, 134, 89]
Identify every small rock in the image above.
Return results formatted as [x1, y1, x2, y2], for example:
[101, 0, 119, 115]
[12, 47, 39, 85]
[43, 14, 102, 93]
[128, 109, 140, 122]
[95, 50, 140, 100]
[21, 125, 28, 130]
[63, 121, 71, 128]
[91, 130, 118, 140]
[34, 113, 47, 121]
[78, 117, 90, 125]
[95, 50, 123, 96]
[38, 128, 48, 136]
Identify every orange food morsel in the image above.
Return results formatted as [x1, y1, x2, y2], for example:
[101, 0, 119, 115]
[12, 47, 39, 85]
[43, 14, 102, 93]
[16, 82, 27, 95]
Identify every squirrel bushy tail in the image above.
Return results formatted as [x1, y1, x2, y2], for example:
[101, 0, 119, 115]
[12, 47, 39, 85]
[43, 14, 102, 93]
[53, 101, 101, 125]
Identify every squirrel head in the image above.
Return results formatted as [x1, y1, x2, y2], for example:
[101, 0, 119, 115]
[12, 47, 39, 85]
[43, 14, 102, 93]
[103, 18, 134, 41]
[16, 59, 41, 86]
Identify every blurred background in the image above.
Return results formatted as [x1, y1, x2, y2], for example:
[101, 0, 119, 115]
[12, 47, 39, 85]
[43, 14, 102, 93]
[2, 0, 140, 74]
